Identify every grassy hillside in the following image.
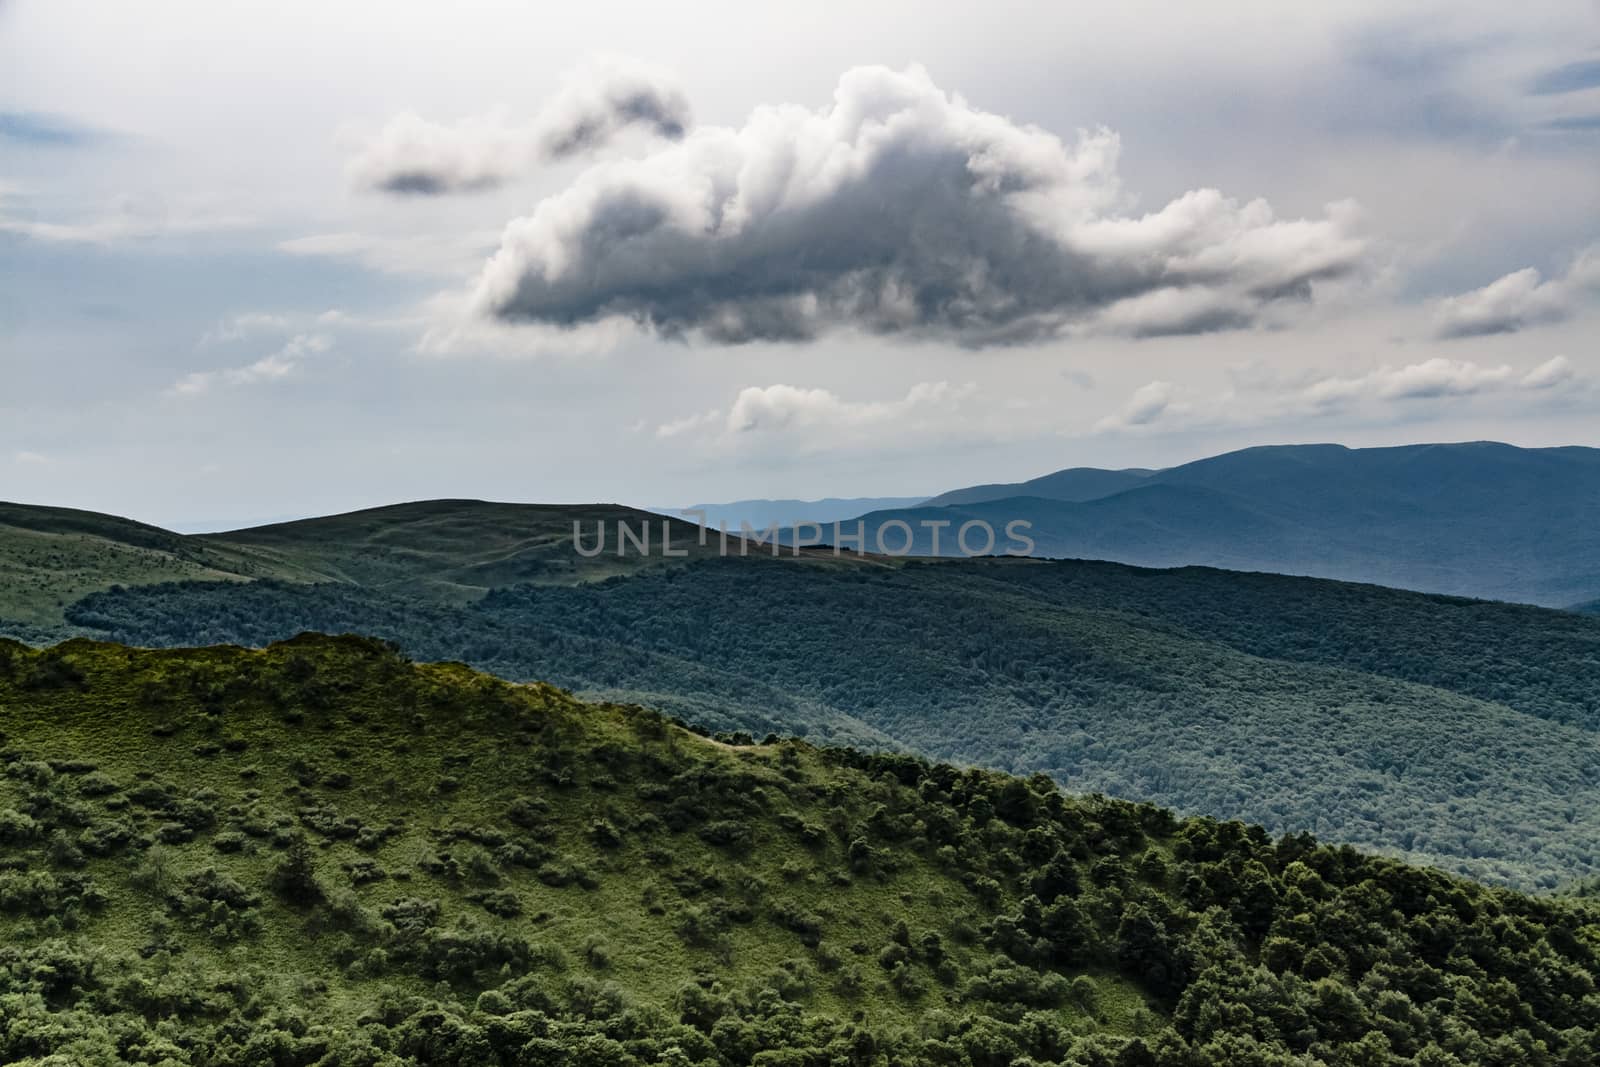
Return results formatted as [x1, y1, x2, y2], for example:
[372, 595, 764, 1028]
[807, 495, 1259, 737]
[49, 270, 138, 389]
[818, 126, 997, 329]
[205, 500, 727, 602]
[3, 635, 1600, 1065]
[0, 500, 725, 630]
[55, 557, 1600, 889]
[0, 502, 292, 627]
[848, 442, 1600, 606]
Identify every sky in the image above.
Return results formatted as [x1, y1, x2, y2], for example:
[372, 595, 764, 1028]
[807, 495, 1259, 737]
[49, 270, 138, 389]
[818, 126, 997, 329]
[2, 0, 1598, 529]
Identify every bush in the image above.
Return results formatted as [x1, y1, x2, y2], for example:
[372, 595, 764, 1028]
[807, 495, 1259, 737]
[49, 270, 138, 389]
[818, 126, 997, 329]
[0, 808, 41, 844]
[269, 834, 324, 905]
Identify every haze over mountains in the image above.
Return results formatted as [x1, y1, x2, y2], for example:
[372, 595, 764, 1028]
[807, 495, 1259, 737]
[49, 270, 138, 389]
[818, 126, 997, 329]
[921, 467, 1157, 508]
[791, 442, 1600, 608]
[669, 496, 928, 532]
[9, 440, 1593, 613]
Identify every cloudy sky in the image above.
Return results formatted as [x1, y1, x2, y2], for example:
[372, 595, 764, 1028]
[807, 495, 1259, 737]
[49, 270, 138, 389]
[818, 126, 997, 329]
[3, 1, 1598, 528]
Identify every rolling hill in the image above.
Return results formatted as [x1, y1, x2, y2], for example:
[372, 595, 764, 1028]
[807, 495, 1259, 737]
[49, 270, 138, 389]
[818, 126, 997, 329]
[203, 499, 728, 601]
[50, 555, 1600, 890]
[839, 442, 1600, 606]
[0, 499, 726, 632]
[8, 480, 1600, 888]
[3, 634, 1600, 1064]
[0, 501, 303, 628]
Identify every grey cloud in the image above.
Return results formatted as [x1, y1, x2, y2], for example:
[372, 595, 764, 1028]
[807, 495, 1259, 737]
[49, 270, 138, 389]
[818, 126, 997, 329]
[472, 66, 1367, 348]
[537, 59, 690, 159]
[349, 57, 691, 196]
[1434, 246, 1600, 338]
[379, 170, 496, 196]
[1095, 381, 1178, 431]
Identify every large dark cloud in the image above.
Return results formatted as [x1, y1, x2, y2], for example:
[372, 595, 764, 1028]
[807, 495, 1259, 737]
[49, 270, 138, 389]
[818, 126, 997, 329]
[349, 57, 691, 196]
[472, 66, 1367, 347]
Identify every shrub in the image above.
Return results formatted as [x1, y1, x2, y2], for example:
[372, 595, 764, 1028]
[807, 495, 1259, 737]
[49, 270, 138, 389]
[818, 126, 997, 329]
[0, 808, 41, 844]
[269, 834, 325, 905]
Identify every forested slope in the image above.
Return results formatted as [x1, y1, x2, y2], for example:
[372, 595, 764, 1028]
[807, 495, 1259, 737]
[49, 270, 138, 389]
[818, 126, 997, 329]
[3, 636, 1600, 1065]
[52, 557, 1600, 889]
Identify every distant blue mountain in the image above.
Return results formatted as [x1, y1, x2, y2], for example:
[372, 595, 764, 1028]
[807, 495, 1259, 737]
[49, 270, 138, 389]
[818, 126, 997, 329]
[668, 496, 929, 531]
[814, 442, 1600, 607]
[920, 465, 1155, 506]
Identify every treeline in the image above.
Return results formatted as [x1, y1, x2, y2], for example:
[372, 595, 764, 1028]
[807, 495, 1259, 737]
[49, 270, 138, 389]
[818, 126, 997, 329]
[1, 635, 1599, 1064]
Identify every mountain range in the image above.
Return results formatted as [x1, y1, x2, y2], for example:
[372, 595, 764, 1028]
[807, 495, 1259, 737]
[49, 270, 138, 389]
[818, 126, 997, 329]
[795, 442, 1600, 607]
[5, 439, 1600, 891]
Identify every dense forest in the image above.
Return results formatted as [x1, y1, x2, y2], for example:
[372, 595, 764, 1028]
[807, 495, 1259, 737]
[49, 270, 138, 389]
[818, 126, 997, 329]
[40, 558, 1600, 889]
[3, 635, 1600, 1065]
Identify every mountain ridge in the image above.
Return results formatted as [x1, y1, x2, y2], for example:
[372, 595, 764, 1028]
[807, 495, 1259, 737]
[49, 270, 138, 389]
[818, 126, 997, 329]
[824, 441, 1600, 605]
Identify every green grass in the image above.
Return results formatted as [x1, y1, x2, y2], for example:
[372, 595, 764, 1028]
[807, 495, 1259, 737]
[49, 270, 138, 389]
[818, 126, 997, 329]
[0, 503, 283, 626]
[2, 635, 1600, 1064]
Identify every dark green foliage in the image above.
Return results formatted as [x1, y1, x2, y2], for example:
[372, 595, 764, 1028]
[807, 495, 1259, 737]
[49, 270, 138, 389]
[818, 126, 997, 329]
[269, 832, 325, 905]
[54, 555, 1600, 888]
[0, 636, 1598, 1064]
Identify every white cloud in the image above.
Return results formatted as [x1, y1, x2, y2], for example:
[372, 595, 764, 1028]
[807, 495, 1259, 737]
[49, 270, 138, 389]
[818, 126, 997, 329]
[1304, 357, 1517, 407]
[171, 333, 332, 396]
[1094, 381, 1182, 431]
[472, 65, 1368, 348]
[728, 381, 973, 433]
[1521, 354, 1576, 390]
[13, 451, 50, 466]
[1434, 245, 1600, 338]
[657, 381, 975, 450]
[1299, 356, 1583, 411]
[347, 55, 691, 195]
[198, 312, 292, 346]
[347, 112, 526, 196]
[1096, 355, 1587, 434]
[655, 408, 722, 440]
